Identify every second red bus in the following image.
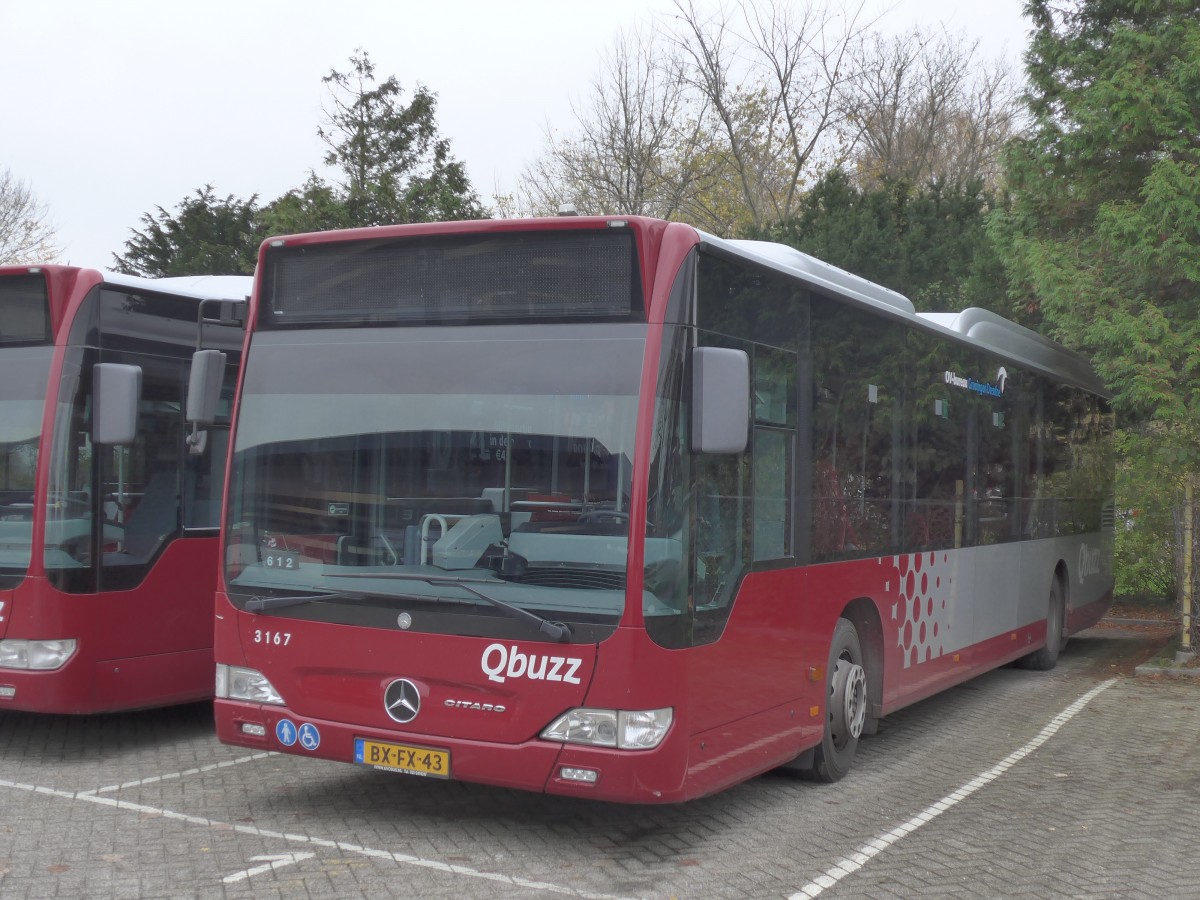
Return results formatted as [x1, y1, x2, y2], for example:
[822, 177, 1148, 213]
[0, 265, 247, 713]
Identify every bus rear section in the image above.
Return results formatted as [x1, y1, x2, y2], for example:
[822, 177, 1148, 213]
[0, 266, 248, 713]
[212, 218, 1113, 802]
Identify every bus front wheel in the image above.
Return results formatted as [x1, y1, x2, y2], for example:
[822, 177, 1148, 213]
[805, 618, 867, 783]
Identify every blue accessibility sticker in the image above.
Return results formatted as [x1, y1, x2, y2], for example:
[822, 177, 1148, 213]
[297, 722, 321, 751]
[275, 718, 298, 747]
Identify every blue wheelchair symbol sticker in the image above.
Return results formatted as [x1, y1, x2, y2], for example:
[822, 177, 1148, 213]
[276, 719, 298, 747]
[298, 723, 321, 751]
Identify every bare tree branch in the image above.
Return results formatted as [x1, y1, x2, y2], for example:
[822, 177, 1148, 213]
[519, 2, 1015, 235]
[519, 23, 709, 219]
[845, 29, 1024, 190]
[0, 170, 59, 265]
[522, 0, 866, 233]
[672, 0, 868, 231]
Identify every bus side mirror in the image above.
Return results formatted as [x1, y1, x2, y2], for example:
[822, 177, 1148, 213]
[93, 363, 142, 446]
[691, 346, 749, 454]
[186, 349, 227, 426]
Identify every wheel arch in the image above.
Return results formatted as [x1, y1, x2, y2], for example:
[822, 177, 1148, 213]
[840, 596, 884, 721]
[1055, 557, 1070, 600]
[1053, 557, 1071, 631]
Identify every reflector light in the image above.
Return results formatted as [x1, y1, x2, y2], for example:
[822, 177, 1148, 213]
[0, 685, 15, 698]
[559, 767, 599, 783]
[240, 722, 267, 737]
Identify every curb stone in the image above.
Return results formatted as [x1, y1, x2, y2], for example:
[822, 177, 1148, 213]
[1133, 662, 1200, 679]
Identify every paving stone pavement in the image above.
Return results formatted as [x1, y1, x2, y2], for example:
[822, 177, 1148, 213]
[0, 623, 1195, 899]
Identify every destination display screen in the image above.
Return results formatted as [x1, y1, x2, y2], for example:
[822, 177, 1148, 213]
[261, 228, 644, 327]
[0, 274, 51, 344]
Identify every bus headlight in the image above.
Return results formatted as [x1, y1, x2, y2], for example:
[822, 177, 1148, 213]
[215, 664, 284, 705]
[541, 707, 672, 750]
[0, 639, 77, 671]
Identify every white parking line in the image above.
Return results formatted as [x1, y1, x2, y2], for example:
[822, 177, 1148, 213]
[0, 776, 639, 900]
[790, 677, 1118, 899]
[79, 751, 277, 795]
[223, 852, 316, 883]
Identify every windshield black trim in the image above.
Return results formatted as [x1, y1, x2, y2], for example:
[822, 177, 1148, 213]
[333, 571, 572, 641]
[227, 584, 616, 644]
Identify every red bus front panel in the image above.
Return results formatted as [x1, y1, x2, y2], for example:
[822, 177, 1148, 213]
[216, 603, 708, 803]
[0, 538, 219, 713]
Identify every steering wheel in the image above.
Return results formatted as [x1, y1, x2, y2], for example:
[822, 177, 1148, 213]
[578, 509, 630, 525]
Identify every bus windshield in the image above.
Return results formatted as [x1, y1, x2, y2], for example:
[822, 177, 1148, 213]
[0, 346, 53, 586]
[225, 326, 647, 643]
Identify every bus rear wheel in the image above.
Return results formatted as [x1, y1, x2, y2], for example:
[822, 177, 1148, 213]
[805, 618, 867, 783]
[1020, 579, 1066, 671]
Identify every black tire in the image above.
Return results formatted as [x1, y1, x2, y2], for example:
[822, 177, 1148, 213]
[1020, 578, 1066, 671]
[804, 618, 868, 783]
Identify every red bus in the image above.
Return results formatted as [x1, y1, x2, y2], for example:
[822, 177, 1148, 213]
[0, 265, 248, 713]
[209, 217, 1113, 802]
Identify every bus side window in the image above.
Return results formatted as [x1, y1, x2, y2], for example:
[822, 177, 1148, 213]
[693, 452, 748, 604]
[752, 345, 795, 562]
[123, 465, 179, 559]
[101, 355, 185, 574]
[184, 355, 239, 529]
[690, 328, 752, 633]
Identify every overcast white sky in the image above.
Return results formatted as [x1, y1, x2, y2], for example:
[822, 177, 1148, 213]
[0, 0, 1031, 268]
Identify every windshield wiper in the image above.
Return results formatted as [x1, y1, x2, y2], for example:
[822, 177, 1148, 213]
[243, 590, 347, 612]
[333, 572, 572, 642]
[242, 588, 429, 612]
